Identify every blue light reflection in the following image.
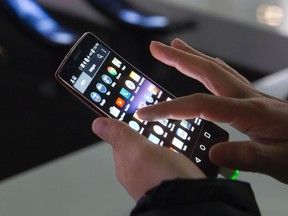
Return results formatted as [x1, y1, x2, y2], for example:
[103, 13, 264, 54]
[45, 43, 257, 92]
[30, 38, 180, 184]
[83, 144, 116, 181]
[119, 9, 169, 28]
[4, 0, 77, 45]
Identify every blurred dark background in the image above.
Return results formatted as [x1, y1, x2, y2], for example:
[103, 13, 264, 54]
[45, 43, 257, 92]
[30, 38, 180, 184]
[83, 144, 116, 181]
[1, 0, 288, 181]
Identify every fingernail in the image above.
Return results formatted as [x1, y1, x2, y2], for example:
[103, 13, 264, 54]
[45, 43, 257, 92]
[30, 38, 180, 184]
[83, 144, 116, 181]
[215, 57, 225, 63]
[150, 40, 166, 47]
[172, 38, 187, 46]
[173, 38, 184, 44]
[209, 143, 230, 166]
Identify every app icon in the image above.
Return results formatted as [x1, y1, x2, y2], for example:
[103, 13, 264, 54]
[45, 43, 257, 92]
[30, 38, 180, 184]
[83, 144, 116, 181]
[125, 80, 136, 90]
[102, 74, 112, 85]
[110, 106, 120, 118]
[80, 79, 86, 86]
[153, 125, 164, 136]
[144, 94, 154, 104]
[120, 88, 132, 99]
[129, 71, 141, 82]
[129, 121, 140, 132]
[74, 73, 92, 93]
[172, 137, 184, 150]
[96, 83, 107, 93]
[112, 57, 122, 68]
[148, 134, 160, 145]
[138, 101, 147, 109]
[116, 97, 125, 108]
[180, 120, 192, 130]
[90, 92, 101, 103]
[108, 66, 117, 76]
[159, 119, 169, 127]
[148, 85, 159, 95]
[176, 128, 188, 140]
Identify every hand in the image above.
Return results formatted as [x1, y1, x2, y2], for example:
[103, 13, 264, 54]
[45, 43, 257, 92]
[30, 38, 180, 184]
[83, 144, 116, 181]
[92, 117, 206, 201]
[137, 39, 288, 184]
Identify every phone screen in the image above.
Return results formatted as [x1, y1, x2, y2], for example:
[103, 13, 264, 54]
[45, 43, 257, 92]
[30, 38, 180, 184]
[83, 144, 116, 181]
[55, 32, 229, 177]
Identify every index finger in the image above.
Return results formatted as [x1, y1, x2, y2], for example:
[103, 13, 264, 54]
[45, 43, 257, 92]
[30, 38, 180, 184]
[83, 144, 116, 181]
[137, 93, 249, 126]
[150, 41, 254, 98]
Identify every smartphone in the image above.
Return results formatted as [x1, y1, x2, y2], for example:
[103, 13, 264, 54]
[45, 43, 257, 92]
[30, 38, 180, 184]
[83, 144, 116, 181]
[55, 32, 229, 177]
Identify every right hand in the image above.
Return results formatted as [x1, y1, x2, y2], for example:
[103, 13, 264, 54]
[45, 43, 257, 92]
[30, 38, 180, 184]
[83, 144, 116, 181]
[137, 39, 288, 184]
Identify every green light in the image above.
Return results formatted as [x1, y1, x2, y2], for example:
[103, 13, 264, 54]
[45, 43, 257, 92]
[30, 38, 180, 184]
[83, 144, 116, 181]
[230, 170, 240, 180]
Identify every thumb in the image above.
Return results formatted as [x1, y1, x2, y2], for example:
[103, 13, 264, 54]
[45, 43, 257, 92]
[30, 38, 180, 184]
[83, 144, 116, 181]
[210, 142, 288, 184]
[92, 117, 148, 153]
[209, 141, 270, 173]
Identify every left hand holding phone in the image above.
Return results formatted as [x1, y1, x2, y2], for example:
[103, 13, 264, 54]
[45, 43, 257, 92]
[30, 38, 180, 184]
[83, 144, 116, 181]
[92, 117, 206, 201]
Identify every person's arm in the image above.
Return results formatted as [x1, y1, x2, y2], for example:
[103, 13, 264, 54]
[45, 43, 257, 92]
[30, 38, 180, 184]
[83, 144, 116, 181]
[131, 179, 261, 216]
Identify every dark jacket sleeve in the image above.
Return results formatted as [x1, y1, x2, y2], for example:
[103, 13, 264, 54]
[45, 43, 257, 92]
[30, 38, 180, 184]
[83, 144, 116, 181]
[131, 179, 261, 216]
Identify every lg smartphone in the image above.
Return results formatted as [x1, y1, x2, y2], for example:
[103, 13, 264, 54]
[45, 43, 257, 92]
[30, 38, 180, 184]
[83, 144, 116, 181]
[55, 32, 235, 178]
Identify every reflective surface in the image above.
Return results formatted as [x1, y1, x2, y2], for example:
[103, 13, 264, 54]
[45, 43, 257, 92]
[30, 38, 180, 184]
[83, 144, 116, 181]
[2, 0, 78, 45]
[160, 0, 288, 37]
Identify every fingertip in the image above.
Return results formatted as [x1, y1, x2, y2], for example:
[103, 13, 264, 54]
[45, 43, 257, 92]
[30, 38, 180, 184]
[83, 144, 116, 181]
[210, 141, 263, 173]
[209, 143, 230, 167]
[171, 38, 198, 53]
[92, 117, 109, 138]
[171, 38, 186, 48]
[215, 57, 226, 64]
[150, 40, 166, 50]
[136, 107, 153, 121]
[92, 117, 104, 126]
[150, 41, 163, 59]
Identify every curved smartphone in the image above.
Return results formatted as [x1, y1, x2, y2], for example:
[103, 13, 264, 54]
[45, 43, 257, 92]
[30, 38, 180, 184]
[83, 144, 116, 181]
[55, 32, 235, 178]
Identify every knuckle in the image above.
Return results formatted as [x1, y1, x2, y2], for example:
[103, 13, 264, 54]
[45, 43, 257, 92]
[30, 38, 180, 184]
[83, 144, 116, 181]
[111, 124, 129, 151]
[104, 121, 129, 151]
[247, 97, 269, 113]
[190, 93, 209, 107]
[207, 60, 221, 74]
[187, 93, 210, 118]
[191, 92, 205, 101]
[253, 142, 270, 169]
